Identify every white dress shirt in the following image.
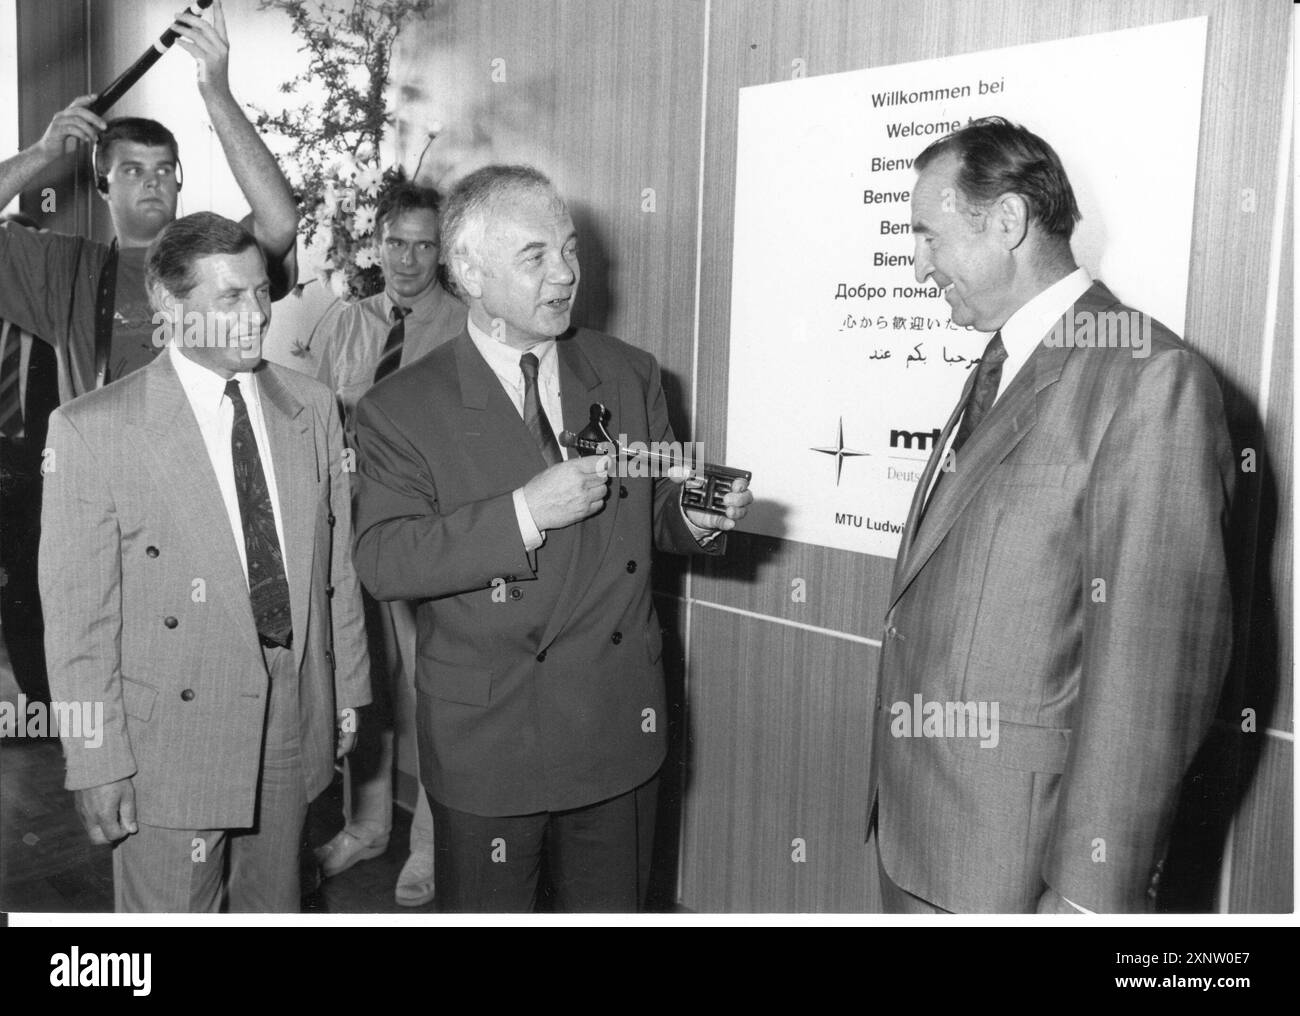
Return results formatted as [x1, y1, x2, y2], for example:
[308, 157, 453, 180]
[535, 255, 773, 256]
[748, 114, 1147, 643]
[466, 317, 716, 551]
[168, 342, 289, 587]
[922, 267, 1093, 506]
[467, 316, 564, 552]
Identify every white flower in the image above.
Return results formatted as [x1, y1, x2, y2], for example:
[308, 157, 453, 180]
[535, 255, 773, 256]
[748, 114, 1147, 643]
[352, 203, 377, 237]
[304, 229, 334, 272]
[332, 155, 359, 183]
[355, 161, 383, 197]
[329, 270, 350, 300]
[353, 246, 378, 269]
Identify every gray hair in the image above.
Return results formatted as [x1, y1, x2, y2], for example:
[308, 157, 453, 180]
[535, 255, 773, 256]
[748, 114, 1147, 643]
[439, 164, 564, 299]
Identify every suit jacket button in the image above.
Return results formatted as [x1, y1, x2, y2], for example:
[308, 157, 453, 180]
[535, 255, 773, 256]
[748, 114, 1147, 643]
[886, 625, 897, 639]
[619, 485, 628, 499]
[611, 631, 622, 644]
[327, 512, 336, 526]
[180, 689, 195, 702]
[325, 584, 335, 597]
[536, 651, 546, 662]
[626, 560, 637, 573]
[164, 616, 179, 629]
[510, 587, 523, 600]
[146, 546, 160, 558]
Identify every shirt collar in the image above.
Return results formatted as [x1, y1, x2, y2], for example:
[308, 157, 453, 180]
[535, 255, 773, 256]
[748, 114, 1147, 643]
[998, 266, 1093, 364]
[466, 314, 556, 385]
[167, 341, 257, 413]
[384, 280, 450, 322]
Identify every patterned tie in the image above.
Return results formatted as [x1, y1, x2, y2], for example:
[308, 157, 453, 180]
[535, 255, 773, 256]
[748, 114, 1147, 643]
[225, 378, 292, 648]
[373, 304, 409, 384]
[520, 352, 562, 466]
[0, 326, 22, 438]
[950, 331, 1008, 454]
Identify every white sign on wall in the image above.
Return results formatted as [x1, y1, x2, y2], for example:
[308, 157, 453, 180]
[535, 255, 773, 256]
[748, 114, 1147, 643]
[725, 17, 1207, 557]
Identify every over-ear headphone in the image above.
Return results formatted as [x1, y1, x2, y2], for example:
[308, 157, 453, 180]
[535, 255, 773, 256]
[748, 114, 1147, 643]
[93, 137, 184, 194]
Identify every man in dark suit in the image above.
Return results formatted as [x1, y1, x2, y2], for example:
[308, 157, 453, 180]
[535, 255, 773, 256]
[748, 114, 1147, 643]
[352, 164, 751, 912]
[870, 117, 1234, 913]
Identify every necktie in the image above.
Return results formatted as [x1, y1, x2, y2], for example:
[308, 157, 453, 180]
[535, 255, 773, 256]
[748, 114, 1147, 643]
[373, 304, 409, 384]
[0, 325, 22, 438]
[950, 331, 1008, 455]
[225, 378, 293, 648]
[918, 331, 1007, 527]
[93, 240, 119, 389]
[520, 352, 562, 466]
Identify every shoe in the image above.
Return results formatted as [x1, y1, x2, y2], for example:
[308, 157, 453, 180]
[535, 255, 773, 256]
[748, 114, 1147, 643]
[395, 850, 436, 907]
[314, 825, 390, 879]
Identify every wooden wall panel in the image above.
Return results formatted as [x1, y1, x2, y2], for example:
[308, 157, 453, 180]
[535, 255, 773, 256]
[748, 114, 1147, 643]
[393, 0, 705, 423]
[1229, 734, 1294, 913]
[15, 0, 88, 234]
[1258, 153, 1293, 733]
[679, 608, 877, 912]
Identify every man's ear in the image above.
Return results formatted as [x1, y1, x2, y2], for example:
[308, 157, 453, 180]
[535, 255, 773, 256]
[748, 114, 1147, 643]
[453, 253, 484, 300]
[993, 192, 1030, 251]
[147, 280, 179, 318]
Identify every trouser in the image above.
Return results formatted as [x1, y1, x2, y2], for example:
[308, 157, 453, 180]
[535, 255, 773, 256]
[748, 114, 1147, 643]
[430, 775, 660, 913]
[112, 644, 306, 912]
[0, 436, 49, 704]
[340, 594, 434, 852]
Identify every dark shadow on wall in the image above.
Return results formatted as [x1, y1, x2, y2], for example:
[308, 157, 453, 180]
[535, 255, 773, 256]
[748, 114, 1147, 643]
[1160, 374, 1280, 912]
[569, 202, 613, 336]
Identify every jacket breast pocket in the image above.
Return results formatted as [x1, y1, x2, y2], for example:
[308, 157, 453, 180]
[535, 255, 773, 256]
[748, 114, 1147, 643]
[417, 653, 493, 707]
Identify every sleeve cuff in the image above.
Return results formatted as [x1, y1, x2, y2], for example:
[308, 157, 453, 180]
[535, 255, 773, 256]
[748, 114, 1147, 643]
[513, 487, 545, 552]
[680, 491, 722, 545]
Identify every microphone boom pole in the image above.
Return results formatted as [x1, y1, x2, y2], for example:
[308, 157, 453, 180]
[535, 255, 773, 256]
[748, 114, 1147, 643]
[89, 0, 214, 116]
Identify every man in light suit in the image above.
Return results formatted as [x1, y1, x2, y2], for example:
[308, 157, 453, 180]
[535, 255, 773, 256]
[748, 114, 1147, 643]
[352, 165, 751, 911]
[40, 212, 369, 912]
[870, 117, 1234, 913]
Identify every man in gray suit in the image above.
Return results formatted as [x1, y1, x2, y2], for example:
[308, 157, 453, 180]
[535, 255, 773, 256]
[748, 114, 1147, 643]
[871, 117, 1234, 913]
[40, 212, 370, 912]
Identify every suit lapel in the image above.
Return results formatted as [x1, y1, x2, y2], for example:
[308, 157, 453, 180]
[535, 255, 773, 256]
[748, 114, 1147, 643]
[892, 368, 975, 588]
[540, 333, 621, 650]
[453, 332, 559, 490]
[128, 355, 256, 640]
[890, 367, 1040, 605]
[887, 283, 1119, 608]
[255, 364, 318, 671]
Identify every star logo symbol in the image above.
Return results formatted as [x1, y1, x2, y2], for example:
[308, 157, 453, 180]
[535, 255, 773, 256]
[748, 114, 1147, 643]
[811, 417, 870, 485]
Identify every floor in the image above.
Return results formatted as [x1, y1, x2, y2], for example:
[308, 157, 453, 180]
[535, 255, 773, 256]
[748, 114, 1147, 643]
[0, 641, 434, 916]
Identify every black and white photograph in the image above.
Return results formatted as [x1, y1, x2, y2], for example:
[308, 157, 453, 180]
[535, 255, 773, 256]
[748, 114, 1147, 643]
[0, 0, 1292, 946]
